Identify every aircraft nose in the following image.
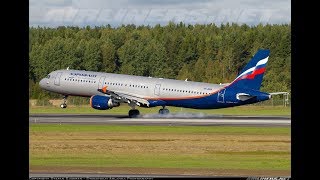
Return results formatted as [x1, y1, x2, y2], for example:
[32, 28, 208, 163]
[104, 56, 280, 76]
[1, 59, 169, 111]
[39, 78, 47, 89]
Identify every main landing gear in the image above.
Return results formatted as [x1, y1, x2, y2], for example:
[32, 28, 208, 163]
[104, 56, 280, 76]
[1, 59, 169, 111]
[128, 105, 169, 118]
[128, 101, 140, 118]
[129, 109, 140, 118]
[159, 106, 169, 115]
[60, 95, 68, 108]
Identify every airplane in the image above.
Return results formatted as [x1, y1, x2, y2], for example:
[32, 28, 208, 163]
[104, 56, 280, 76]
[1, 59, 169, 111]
[39, 49, 275, 118]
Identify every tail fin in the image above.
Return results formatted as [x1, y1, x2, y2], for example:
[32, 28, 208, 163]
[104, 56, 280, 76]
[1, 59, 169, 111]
[229, 49, 270, 90]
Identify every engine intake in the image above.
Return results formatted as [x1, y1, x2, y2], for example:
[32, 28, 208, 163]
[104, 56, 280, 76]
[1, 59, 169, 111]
[90, 95, 120, 110]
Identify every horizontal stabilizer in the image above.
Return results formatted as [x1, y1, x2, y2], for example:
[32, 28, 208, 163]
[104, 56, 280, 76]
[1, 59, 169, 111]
[236, 93, 256, 101]
[269, 92, 289, 96]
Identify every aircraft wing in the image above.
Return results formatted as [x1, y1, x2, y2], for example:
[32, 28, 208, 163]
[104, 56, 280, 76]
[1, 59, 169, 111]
[97, 87, 150, 106]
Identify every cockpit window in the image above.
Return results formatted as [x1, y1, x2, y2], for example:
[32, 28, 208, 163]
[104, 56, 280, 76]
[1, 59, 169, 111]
[46, 75, 50, 78]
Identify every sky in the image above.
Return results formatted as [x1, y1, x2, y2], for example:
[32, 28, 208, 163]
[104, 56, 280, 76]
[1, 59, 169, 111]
[29, 0, 291, 27]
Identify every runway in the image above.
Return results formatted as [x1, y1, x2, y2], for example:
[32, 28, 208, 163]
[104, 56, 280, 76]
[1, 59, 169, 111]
[29, 113, 291, 126]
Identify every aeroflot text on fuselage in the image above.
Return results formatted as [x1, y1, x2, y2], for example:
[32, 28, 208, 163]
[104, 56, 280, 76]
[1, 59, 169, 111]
[70, 72, 97, 77]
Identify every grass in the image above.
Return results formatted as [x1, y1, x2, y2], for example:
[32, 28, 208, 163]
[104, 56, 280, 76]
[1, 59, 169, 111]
[29, 105, 291, 116]
[30, 124, 290, 135]
[30, 124, 291, 172]
[31, 153, 289, 170]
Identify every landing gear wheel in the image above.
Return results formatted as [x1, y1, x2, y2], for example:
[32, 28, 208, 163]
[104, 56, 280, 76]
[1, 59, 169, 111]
[60, 104, 67, 108]
[60, 95, 68, 108]
[159, 108, 169, 115]
[129, 109, 140, 118]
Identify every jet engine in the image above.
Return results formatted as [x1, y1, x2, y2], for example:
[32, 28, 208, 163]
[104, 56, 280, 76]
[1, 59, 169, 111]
[90, 95, 120, 110]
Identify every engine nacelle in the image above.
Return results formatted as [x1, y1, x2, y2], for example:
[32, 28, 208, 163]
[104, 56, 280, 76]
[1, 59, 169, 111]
[90, 95, 120, 110]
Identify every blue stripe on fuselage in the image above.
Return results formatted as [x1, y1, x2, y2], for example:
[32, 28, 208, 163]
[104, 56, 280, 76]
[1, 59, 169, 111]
[147, 86, 270, 109]
[162, 93, 247, 109]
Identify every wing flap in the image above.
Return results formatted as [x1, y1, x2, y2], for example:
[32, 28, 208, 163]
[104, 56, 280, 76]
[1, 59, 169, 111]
[98, 88, 149, 106]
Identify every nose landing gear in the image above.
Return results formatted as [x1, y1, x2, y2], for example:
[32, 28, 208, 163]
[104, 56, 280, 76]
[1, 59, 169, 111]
[60, 95, 68, 108]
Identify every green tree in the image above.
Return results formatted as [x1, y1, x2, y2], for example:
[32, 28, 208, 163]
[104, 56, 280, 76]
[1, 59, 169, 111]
[83, 39, 103, 71]
[101, 41, 116, 73]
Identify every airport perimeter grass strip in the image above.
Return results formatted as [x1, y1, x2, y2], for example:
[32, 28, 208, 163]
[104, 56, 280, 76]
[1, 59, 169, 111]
[30, 124, 290, 171]
[30, 153, 290, 170]
[30, 105, 291, 116]
[30, 124, 290, 135]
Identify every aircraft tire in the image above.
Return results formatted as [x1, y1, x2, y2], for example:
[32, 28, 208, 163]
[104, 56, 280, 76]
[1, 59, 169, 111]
[129, 109, 140, 118]
[60, 104, 67, 108]
[159, 108, 169, 114]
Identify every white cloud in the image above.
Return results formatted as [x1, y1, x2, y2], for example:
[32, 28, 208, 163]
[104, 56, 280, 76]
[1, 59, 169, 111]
[30, 0, 291, 27]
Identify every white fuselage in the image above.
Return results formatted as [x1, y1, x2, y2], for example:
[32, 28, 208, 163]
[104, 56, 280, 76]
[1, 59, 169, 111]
[40, 69, 224, 99]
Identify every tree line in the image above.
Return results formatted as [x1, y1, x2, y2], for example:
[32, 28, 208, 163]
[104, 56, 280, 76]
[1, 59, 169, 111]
[29, 22, 291, 99]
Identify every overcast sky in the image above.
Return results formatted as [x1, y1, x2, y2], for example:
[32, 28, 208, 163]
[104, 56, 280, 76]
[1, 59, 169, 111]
[30, 0, 291, 27]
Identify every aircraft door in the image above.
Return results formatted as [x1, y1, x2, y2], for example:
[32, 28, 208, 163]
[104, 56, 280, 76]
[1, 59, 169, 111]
[154, 84, 161, 96]
[217, 88, 226, 103]
[54, 72, 62, 86]
[98, 76, 106, 89]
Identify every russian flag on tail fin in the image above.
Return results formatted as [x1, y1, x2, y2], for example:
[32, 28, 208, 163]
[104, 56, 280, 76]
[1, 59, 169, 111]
[229, 49, 270, 90]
